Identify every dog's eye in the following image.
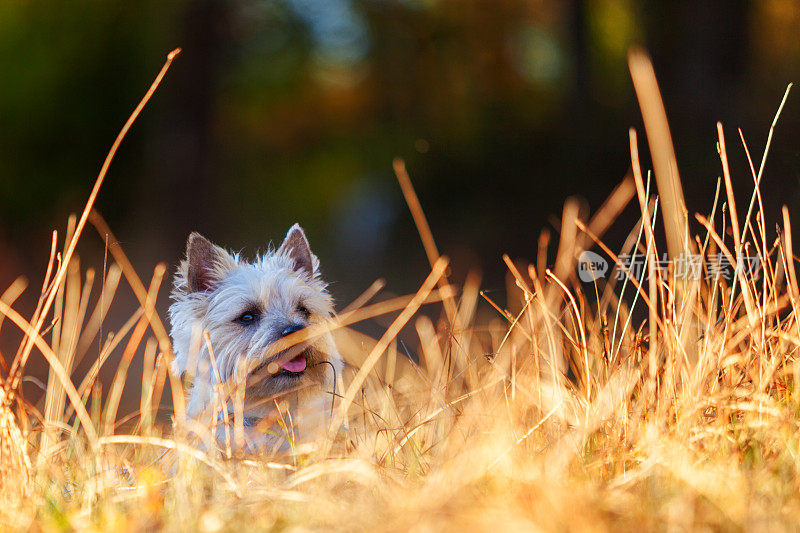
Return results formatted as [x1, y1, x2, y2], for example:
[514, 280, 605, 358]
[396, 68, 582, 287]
[297, 304, 311, 319]
[236, 311, 258, 325]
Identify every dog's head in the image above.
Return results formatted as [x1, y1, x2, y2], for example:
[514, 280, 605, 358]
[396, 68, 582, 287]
[169, 224, 338, 412]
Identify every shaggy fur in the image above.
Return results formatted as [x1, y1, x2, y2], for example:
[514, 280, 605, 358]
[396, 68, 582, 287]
[169, 225, 341, 452]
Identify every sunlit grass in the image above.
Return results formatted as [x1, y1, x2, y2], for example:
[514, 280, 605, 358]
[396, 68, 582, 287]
[2, 49, 800, 531]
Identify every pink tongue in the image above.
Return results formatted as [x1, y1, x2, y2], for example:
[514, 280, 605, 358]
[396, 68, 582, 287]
[281, 355, 307, 373]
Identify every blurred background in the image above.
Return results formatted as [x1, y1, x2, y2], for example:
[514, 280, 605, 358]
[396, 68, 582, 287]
[1, 1, 800, 397]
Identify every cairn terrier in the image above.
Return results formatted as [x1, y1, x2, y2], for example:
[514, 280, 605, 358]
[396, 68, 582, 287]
[168, 224, 342, 451]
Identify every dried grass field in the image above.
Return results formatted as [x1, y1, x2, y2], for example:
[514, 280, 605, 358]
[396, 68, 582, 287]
[2, 48, 800, 531]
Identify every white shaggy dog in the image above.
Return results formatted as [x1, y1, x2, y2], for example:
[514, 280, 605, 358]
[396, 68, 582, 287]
[168, 225, 342, 452]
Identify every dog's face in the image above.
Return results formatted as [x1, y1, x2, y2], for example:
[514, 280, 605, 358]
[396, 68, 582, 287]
[169, 225, 339, 415]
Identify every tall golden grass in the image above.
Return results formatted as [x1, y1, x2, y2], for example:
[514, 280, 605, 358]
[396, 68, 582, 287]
[1, 48, 799, 530]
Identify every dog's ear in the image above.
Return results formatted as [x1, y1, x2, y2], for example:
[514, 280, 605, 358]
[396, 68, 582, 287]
[279, 224, 314, 276]
[186, 233, 229, 293]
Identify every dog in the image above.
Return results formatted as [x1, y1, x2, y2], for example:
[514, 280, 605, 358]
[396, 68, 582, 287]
[168, 224, 342, 452]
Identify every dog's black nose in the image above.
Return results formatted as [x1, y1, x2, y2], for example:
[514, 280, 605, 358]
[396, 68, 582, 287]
[281, 323, 305, 337]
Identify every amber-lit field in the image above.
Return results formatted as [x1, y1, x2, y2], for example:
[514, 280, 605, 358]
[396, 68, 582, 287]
[2, 49, 800, 531]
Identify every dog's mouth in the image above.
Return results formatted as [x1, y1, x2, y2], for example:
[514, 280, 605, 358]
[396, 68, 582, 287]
[250, 348, 311, 380]
[279, 353, 307, 374]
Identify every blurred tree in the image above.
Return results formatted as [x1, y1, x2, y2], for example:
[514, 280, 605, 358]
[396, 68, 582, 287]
[0, 0, 797, 303]
[134, 0, 233, 259]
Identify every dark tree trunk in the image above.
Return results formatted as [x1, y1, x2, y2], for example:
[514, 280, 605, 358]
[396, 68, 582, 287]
[136, 0, 233, 261]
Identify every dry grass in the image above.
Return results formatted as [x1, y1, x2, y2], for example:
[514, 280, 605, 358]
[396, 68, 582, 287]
[2, 49, 800, 531]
